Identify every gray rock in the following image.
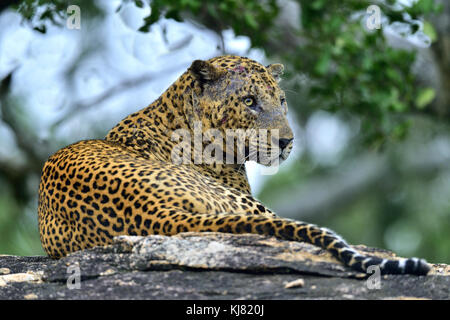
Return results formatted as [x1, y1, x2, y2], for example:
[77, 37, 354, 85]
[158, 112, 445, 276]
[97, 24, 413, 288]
[0, 233, 448, 300]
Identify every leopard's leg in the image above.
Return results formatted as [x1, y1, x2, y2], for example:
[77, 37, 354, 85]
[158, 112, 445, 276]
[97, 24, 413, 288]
[148, 210, 430, 276]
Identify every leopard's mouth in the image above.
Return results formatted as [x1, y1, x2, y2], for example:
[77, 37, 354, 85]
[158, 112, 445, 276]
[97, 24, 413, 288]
[242, 141, 292, 166]
[280, 140, 293, 161]
[280, 149, 290, 161]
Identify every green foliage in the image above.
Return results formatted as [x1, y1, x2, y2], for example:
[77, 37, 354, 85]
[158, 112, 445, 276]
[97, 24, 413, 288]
[289, 0, 440, 146]
[415, 88, 436, 109]
[0, 180, 44, 256]
[12, 0, 103, 33]
[137, 0, 279, 47]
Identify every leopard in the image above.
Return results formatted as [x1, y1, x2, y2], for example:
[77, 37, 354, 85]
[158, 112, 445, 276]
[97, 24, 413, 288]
[38, 55, 430, 275]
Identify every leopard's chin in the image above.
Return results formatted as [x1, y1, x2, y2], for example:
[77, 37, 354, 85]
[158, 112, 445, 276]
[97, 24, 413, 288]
[280, 149, 290, 161]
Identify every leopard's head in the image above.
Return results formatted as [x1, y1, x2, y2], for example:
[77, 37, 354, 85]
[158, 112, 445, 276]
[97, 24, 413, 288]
[183, 55, 293, 166]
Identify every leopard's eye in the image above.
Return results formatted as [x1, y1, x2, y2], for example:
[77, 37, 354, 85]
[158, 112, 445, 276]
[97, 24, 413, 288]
[244, 97, 255, 107]
[243, 96, 256, 107]
[280, 97, 286, 104]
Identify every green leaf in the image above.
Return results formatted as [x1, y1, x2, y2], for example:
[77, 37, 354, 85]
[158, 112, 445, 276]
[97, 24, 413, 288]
[244, 12, 258, 29]
[423, 21, 437, 42]
[134, 0, 144, 9]
[311, 0, 326, 10]
[415, 88, 435, 109]
[314, 53, 330, 75]
[33, 25, 46, 33]
[138, 25, 150, 32]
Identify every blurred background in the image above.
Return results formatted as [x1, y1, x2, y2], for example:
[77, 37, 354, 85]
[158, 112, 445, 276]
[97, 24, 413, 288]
[0, 0, 448, 263]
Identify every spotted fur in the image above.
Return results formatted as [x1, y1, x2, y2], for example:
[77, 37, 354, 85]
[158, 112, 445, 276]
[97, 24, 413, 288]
[38, 55, 430, 275]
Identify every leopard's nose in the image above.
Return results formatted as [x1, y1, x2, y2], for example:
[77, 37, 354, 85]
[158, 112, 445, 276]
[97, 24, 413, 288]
[278, 138, 293, 150]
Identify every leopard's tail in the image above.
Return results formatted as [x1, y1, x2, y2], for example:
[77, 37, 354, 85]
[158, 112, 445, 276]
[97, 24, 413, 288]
[313, 227, 431, 275]
[177, 212, 431, 276]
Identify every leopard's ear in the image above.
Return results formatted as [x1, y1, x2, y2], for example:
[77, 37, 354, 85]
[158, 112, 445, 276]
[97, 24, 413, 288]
[189, 60, 223, 82]
[266, 63, 284, 82]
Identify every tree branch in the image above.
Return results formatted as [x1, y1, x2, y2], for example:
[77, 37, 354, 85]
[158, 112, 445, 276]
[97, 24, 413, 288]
[49, 63, 187, 132]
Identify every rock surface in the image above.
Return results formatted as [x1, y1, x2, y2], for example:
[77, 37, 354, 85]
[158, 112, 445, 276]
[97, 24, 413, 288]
[0, 232, 448, 300]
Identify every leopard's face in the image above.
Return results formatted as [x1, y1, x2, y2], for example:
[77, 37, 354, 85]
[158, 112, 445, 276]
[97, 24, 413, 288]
[186, 55, 294, 166]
